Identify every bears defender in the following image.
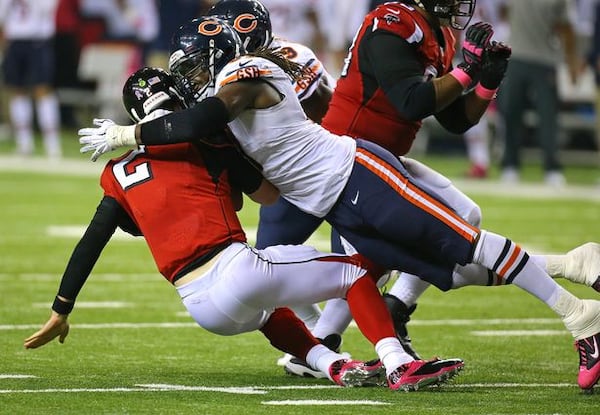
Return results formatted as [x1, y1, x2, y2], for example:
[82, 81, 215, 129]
[27, 67, 429, 389]
[207, 0, 335, 365]
[79, 17, 600, 391]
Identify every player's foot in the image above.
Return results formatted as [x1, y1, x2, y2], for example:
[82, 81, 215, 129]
[466, 164, 488, 179]
[284, 357, 329, 378]
[575, 332, 600, 391]
[284, 334, 347, 378]
[276, 353, 293, 367]
[563, 243, 600, 292]
[387, 357, 464, 391]
[330, 359, 386, 387]
[383, 294, 421, 360]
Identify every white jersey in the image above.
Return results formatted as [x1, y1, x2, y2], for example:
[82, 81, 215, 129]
[214, 56, 356, 217]
[0, 0, 58, 40]
[271, 36, 335, 100]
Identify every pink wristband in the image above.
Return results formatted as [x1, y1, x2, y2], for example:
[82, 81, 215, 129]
[474, 83, 498, 100]
[449, 67, 472, 89]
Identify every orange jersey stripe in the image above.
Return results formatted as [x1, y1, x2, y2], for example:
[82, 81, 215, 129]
[219, 68, 274, 88]
[498, 244, 523, 277]
[355, 148, 480, 243]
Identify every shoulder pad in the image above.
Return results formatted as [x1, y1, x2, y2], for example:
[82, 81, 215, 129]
[372, 2, 424, 44]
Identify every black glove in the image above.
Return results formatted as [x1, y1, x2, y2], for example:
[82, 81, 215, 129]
[480, 41, 512, 89]
[462, 22, 494, 67]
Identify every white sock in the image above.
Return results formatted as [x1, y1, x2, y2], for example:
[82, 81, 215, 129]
[473, 230, 561, 304]
[311, 298, 352, 339]
[36, 94, 61, 158]
[306, 344, 343, 381]
[10, 95, 33, 154]
[375, 337, 413, 376]
[388, 273, 430, 307]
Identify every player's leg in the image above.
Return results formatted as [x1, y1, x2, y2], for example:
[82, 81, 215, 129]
[176, 243, 381, 387]
[255, 197, 326, 365]
[471, 230, 600, 391]
[32, 40, 61, 159]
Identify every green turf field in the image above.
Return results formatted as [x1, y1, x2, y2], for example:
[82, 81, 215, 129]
[1, 135, 599, 414]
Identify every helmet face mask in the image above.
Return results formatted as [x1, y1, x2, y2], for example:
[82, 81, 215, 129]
[122, 67, 186, 122]
[169, 17, 244, 105]
[208, 0, 272, 52]
[416, 0, 476, 30]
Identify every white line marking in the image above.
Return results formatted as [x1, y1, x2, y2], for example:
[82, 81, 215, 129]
[32, 302, 132, 309]
[472, 330, 567, 336]
[0, 323, 198, 331]
[136, 384, 266, 394]
[262, 400, 390, 406]
[47, 225, 138, 241]
[0, 318, 563, 331]
[0, 274, 160, 282]
[0, 375, 37, 379]
[0, 383, 580, 395]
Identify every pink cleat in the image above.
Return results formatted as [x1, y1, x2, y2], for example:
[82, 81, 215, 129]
[329, 359, 386, 387]
[576, 332, 600, 391]
[387, 357, 464, 391]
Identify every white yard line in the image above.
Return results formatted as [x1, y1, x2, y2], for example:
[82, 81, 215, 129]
[0, 318, 562, 331]
[1, 155, 599, 201]
[0, 383, 579, 396]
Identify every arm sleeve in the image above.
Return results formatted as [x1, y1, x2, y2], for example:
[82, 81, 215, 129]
[433, 95, 476, 134]
[364, 30, 437, 120]
[56, 196, 125, 302]
[140, 96, 231, 146]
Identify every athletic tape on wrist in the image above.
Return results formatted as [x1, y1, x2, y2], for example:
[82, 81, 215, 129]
[449, 67, 473, 89]
[475, 83, 497, 100]
[52, 296, 74, 315]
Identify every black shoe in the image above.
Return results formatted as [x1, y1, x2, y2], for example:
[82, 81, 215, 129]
[383, 294, 421, 360]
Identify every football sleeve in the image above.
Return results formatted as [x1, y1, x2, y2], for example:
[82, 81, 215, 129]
[364, 30, 437, 120]
[54, 196, 126, 307]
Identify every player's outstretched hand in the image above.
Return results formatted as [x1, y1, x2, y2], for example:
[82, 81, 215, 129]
[24, 312, 70, 349]
[79, 118, 137, 162]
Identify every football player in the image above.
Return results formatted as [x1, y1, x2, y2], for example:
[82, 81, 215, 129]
[78, 17, 600, 391]
[25, 66, 425, 389]
[206, 0, 336, 366]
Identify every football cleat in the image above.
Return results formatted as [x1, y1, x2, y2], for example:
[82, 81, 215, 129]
[387, 357, 464, 392]
[284, 357, 329, 379]
[276, 353, 293, 367]
[330, 359, 386, 387]
[576, 332, 600, 391]
[383, 294, 422, 360]
[284, 334, 345, 378]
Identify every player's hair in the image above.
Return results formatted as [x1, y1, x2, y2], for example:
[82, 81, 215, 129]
[247, 46, 304, 81]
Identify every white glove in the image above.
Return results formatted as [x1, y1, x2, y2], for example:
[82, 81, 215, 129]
[79, 118, 137, 162]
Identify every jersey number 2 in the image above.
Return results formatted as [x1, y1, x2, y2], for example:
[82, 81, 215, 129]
[112, 147, 152, 190]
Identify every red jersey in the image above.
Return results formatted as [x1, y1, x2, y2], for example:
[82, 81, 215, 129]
[322, 2, 456, 156]
[100, 143, 246, 282]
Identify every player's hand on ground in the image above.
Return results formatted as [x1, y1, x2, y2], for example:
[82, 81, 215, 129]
[24, 312, 70, 349]
[480, 41, 512, 89]
[462, 21, 494, 67]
